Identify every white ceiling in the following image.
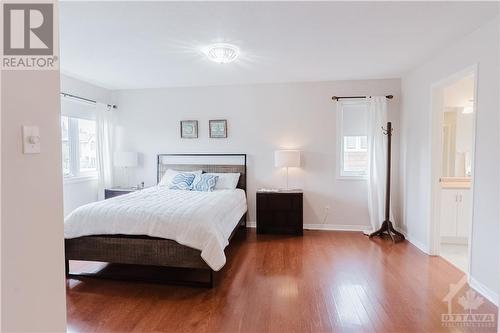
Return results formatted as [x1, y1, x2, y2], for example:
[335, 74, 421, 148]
[59, 2, 498, 90]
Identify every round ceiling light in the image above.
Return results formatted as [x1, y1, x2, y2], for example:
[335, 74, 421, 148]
[204, 43, 240, 64]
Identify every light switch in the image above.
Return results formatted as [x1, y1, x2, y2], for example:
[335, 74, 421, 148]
[22, 126, 40, 154]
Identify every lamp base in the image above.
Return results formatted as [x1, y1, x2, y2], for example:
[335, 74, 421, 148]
[277, 188, 303, 193]
[369, 220, 405, 243]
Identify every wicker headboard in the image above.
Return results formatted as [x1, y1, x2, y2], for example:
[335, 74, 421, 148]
[157, 154, 247, 192]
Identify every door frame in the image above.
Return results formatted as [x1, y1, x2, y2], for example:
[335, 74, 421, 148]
[429, 64, 478, 280]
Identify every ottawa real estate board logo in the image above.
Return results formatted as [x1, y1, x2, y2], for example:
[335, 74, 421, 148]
[441, 276, 496, 328]
[2, 3, 57, 69]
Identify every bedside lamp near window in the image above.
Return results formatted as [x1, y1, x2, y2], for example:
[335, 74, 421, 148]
[274, 150, 301, 190]
[114, 152, 138, 188]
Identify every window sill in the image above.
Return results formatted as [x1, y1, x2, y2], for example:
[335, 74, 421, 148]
[63, 175, 98, 184]
[337, 175, 368, 181]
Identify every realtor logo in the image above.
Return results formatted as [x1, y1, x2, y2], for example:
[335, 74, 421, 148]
[2, 2, 57, 69]
[441, 276, 496, 328]
[3, 3, 53, 55]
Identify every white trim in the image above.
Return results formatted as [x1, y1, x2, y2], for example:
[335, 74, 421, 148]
[68, 117, 79, 177]
[62, 115, 98, 180]
[304, 224, 370, 232]
[398, 229, 431, 254]
[440, 236, 468, 245]
[469, 276, 499, 306]
[429, 64, 478, 280]
[336, 175, 368, 181]
[429, 78, 445, 257]
[246, 221, 370, 232]
[335, 99, 369, 181]
[498, 11, 500, 331]
[63, 175, 98, 184]
[249, 219, 442, 255]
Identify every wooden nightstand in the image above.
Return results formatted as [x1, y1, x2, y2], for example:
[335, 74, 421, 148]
[104, 187, 142, 199]
[256, 190, 303, 235]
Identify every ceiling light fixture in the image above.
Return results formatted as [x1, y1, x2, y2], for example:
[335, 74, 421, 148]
[203, 43, 239, 64]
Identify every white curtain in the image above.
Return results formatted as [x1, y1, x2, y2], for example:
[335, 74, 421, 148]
[96, 103, 114, 200]
[366, 96, 394, 233]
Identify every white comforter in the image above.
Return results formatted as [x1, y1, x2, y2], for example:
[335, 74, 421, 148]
[64, 187, 247, 271]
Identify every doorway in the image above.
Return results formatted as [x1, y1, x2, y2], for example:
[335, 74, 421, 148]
[430, 66, 477, 276]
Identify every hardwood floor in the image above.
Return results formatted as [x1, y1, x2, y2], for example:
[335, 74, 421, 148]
[66, 230, 498, 333]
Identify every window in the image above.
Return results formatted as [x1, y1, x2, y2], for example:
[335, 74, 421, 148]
[337, 101, 369, 179]
[78, 119, 97, 173]
[61, 116, 97, 179]
[61, 116, 70, 176]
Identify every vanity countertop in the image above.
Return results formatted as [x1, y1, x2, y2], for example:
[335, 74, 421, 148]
[440, 177, 471, 189]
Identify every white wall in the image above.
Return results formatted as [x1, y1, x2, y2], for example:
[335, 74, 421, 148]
[1, 72, 67, 330]
[112, 78, 401, 229]
[60, 74, 112, 216]
[401, 17, 499, 302]
[498, 8, 500, 333]
[61, 73, 111, 104]
[63, 179, 98, 216]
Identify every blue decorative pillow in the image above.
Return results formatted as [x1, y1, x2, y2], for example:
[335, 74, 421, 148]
[169, 173, 196, 190]
[191, 174, 219, 192]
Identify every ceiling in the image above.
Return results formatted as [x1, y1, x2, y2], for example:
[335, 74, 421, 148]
[59, 2, 498, 90]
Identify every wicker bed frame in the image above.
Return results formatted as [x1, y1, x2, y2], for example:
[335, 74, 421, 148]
[65, 153, 247, 287]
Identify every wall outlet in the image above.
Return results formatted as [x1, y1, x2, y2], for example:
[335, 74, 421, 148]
[323, 205, 330, 224]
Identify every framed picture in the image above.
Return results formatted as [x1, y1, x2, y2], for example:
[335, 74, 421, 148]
[180, 120, 198, 138]
[209, 119, 227, 138]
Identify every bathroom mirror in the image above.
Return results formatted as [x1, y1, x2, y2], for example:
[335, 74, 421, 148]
[442, 107, 473, 177]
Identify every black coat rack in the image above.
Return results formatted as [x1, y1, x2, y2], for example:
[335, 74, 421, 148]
[369, 122, 405, 243]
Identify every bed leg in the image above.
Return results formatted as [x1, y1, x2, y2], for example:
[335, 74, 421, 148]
[241, 213, 247, 228]
[65, 259, 69, 277]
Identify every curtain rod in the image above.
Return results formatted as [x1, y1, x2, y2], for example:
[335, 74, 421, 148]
[332, 95, 394, 101]
[60, 92, 117, 109]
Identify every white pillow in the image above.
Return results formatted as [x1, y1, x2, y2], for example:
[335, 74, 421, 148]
[205, 173, 240, 190]
[159, 169, 202, 187]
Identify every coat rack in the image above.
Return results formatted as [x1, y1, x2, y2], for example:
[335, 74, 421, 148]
[369, 122, 405, 243]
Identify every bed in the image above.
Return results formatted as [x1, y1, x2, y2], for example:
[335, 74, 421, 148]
[64, 153, 247, 287]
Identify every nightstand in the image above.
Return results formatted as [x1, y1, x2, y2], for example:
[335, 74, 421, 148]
[256, 190, 303, 235]
[104, 187, 142, 199]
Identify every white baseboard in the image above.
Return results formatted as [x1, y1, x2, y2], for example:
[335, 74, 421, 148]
[440, 236, 468, 245]
[469, 276, 499, 306]
[248, 222, 431, 253]
[246, 221, 369, 232]
[303, 224, 369, 232]
[398, 229, 430, 254]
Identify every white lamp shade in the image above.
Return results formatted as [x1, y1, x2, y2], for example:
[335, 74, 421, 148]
[114, 152, 138, 167]
[275, 150, 301, 168]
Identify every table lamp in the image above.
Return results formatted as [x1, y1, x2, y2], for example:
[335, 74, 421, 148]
[114, 152, 138, 188]
[274, 150, 301, 190]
